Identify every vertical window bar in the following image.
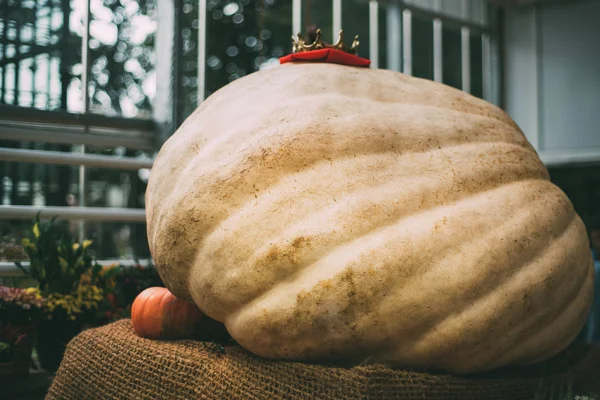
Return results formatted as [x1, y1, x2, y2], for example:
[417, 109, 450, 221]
[386, 2, 401, 72]
[432, 0, 442, 82]
[155, 0, 176, 143]
[402, 9, 412, 76]
[46, 4, 53, 108]
[482, 33, 491, 102]
[333, 0, 342, 42]
[433, 19, 442, 82]
[369, 0, 379, 69]
[1, 0, 7, 104]
[81, 0, 91, 113]
[77, 143, 86, 243]
[460, 26, 471, 93]
[197, 0, 207, 104]
[461, 27, 470, 93]
[46, 52, 51, 108]
[59, 0, 71, 110]
[31, 0, 38, 108]
[79, 0, 92, 242]
[293, 0, 302, 36]
[480, 3, 492, 103]
[15, 0, 21, 106]
[461, 0, 470, 93]
[489, 34, 500, 106]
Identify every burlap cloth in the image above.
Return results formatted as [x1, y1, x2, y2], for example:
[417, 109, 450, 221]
[46, 319, 600, 400]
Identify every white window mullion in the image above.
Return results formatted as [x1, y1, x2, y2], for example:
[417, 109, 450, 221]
[482, 33, 491, 101]
[433, 0, 442, 82]
[333, 0, 342, 42]
[461, 27, 471, 93]
[81, 0, 91, 113]
[293, 0, 302, 36]
[369, 0, 379, 68]
[386, 2, 401, 72]
[79, 0, 91, 242]
[461, 0, 471, 93]
[433, 18, 443, 82]
[402, 9, 412, 76]
[197, 0, 207, 103]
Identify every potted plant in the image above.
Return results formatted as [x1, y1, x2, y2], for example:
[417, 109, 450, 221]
[0, 286, 46, 377]
[83, 262, 165, 325]
[0, 323, 25, 383]
[16, 215, 103, 372]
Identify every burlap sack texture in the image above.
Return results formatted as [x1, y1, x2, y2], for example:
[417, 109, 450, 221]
[46, 319, 600, 400]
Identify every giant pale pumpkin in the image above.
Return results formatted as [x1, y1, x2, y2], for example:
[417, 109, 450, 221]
[145, 63, 594, 374]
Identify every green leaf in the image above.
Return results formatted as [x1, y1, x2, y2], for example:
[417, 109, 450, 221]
[103, 268, 121, 280]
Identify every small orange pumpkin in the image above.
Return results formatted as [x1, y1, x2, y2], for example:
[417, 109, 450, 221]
[131, 287, 204, 340]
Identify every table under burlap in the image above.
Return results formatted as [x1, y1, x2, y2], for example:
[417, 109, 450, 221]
[46, 319, 600, 400]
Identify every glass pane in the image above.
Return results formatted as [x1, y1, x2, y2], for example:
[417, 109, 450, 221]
[549, 165, 600, 245]
[302, 0, 332, 39]
[0, 141, 78, 208]
[258, 0, 293, 70]
[84, 145, 150, 258]
[470, 32, 483, 98]
[0, 138, 79, 266]
[84, 222, 150, 259]
[0, 0, 82, 112]
[411, 14, 433, 80]
[88, 0, 157, 118]
[177, 0, 199, 122]
[0, 144, 151, 260]
[205, 0, 293, 95]
[180, 0, 293, 124]
[442, 25, 461, 90]
[342, 0, 370, 61]
[377, 3, 388, 69]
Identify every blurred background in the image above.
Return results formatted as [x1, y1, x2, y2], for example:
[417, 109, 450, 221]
[0, 0, 599, 260]
[0, 0, 599, 394]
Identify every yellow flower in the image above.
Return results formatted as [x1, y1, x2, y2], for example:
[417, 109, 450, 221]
[22, 238, 36, 251]
[73, 243, 80, 251]
[33, 223, 40, 238]
[82, 240, 93, 249]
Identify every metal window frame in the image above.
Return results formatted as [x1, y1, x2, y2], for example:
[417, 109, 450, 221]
[386, 1, 402, 72]
[369, 1, 380, 69]
[0, 148, 154, 170]
[402, 8, 412, 75]
[197, 0, 207, 104]
[0, 0, 504, 240]
[0, 258, 153, 277]
[374, 0, 498, 103]
[187, 0, 500, 111]
[0, 205, 146, 222]
[0, 121, 155, 151]
[0, 0, 158, 240]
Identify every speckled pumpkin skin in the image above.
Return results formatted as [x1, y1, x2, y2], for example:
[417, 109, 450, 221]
[145, 63, 594, 374]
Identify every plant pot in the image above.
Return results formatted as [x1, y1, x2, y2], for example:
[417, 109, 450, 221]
[35, 319, 81, 372]
[12, 323, 37, 378]
[0, 360, 16, 383]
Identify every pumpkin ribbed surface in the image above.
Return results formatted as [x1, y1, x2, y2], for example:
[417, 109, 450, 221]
[145, 63, 594, 374]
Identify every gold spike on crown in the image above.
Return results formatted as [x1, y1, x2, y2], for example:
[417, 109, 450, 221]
[292, 29, 360, 55]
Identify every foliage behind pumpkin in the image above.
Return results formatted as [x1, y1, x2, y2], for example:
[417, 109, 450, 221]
[84, 262, 164, 325]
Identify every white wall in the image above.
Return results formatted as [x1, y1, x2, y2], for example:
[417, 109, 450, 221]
[503, 1, 600, 166]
